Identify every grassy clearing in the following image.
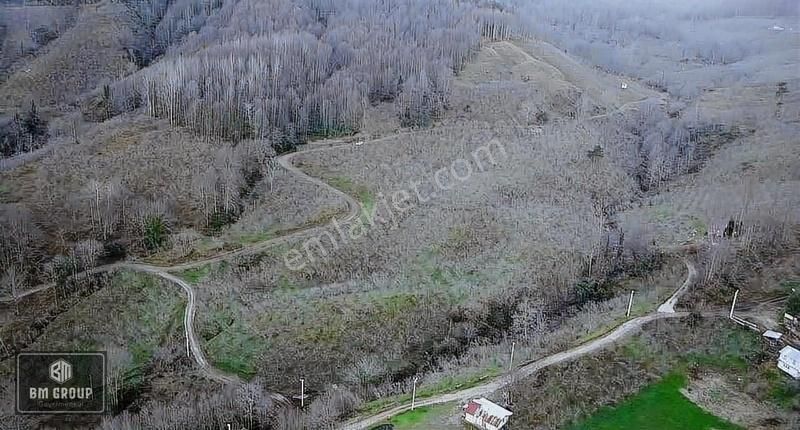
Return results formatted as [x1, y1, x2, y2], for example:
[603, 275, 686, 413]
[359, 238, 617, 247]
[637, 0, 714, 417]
[178, 264, 214, 284]
[28, 271, 185, 389]
[765, 369, 800, 409]
[33, 271, 184, 350]
[196, 291, 266, 380]
[0, 183, 10, 202]
[327, 175, 375, 212]
[688, 216, 708, 237]
[204, 318, 264, 379]
[568, 323, 763, 430]
[568, 373, 742, 430]
[378, 402, 460, 429]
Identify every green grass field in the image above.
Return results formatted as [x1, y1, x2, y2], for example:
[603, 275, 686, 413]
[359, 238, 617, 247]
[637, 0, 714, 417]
[327, 176, 374, 208]
[27, 271, 186, 392]
[568, 373, 742, 430]
[178, 264, 214, 284]
[379, 402, 461, 429]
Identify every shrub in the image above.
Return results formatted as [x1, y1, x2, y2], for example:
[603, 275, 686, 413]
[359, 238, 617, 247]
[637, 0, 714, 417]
[143, 216, 169, 250]
[575, 278, 614, 303]
[102, 240, 128, 262]
[31, 25, 58, 47]
[208, 211, 238, 234]
[787, 290, 800, 316]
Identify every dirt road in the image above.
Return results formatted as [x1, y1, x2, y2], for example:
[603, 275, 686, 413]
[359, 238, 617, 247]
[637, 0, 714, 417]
[341, 261, 696, 430]
[658, 259, 697, 313]
[4, 41, 674, 386]
[122, 263, 240, 384]
[0, 140, 368, 382]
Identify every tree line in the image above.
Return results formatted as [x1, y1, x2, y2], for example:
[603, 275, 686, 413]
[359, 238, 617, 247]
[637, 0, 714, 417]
[101, 0, 520, 150]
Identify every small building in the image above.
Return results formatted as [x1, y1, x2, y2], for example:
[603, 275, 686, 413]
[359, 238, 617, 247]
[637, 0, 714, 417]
[763, 330, 784, 350]
[463, 398, 512, 430]
[778, 346, 800, 379]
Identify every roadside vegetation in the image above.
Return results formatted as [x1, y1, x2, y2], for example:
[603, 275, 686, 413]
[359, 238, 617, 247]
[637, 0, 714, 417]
[0, 270, 189, 420]
[506, 317, 798, 429]
[381, 402, 462, 430]
[568, 373, 742, 430]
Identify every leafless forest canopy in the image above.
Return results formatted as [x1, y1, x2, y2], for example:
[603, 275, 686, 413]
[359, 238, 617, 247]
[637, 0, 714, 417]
[0, 0, 798, 429]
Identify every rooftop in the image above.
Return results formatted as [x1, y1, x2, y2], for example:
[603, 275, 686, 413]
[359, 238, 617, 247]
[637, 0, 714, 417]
[463, 397, 513, 426]
[779, 345, 800, 361]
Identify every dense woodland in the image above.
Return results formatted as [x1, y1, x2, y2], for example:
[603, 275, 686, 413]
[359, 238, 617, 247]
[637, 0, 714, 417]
[106, 0, 518, 148]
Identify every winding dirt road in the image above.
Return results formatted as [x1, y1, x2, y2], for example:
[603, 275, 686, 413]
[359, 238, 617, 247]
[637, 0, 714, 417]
[4, 95, 669, 385]
[4, 41, 671, 387]
[2, 140, 369, 383]
[658, 259, 697, 313]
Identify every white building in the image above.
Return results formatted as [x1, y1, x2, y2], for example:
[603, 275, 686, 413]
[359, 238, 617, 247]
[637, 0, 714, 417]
[778, 346, 800, 379]
[462, 398, 512, 430]
[762, 330, 783, 342]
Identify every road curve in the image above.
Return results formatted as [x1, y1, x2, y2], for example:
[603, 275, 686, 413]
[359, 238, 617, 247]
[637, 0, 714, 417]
[341, 260, 696, 430]
[4, 92, 668, 384]
[657, 259, 697, 313]
[120, 263, 240, 384]
[0, 139, 370, 382]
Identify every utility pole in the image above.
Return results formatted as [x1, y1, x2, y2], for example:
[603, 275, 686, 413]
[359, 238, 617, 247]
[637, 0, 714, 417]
[626, 290, 635, 317]
[508, 341, 516, 406]
[411, 377, 418, 410]
[300, 378, 305, 408]
[508, 341, 516, 372]
[729, 289, 739, 319]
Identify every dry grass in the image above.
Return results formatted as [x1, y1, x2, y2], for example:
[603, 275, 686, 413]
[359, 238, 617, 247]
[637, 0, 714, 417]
[0, 2, 136, 109]
[182, 41, 682, 397]
[0, 111, 347, 260]
[0, 4, 77, 81]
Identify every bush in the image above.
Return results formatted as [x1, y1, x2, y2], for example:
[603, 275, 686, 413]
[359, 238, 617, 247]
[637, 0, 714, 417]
[575, 278, 614, 303]
[208, 211, 238, 234]
[102, 240, 128, 262]
[143, 216, 169, 250]
[31, 26, 58, 46]
[787, 290, 800, 316]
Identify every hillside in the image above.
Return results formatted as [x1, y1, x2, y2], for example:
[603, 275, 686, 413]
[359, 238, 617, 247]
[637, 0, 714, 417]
[0, 1, 798, 429]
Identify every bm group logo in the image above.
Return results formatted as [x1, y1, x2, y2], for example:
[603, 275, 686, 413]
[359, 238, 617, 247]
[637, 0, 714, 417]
[16, 352, 106, 414]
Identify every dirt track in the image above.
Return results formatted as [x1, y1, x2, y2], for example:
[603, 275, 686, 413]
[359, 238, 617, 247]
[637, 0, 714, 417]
[4, 41, 672, 388]
[3, 103, 667, 383]
[340, 261, 696, 429]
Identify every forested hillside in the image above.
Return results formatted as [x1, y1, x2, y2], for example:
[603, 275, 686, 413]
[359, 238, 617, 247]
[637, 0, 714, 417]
[106, 0, 518, 149]
[0, 0, 518, 295]
[0, 1, 798, 429]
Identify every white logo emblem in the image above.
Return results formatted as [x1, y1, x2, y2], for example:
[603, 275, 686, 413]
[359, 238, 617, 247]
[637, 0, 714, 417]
[49, 359, 72, 385]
